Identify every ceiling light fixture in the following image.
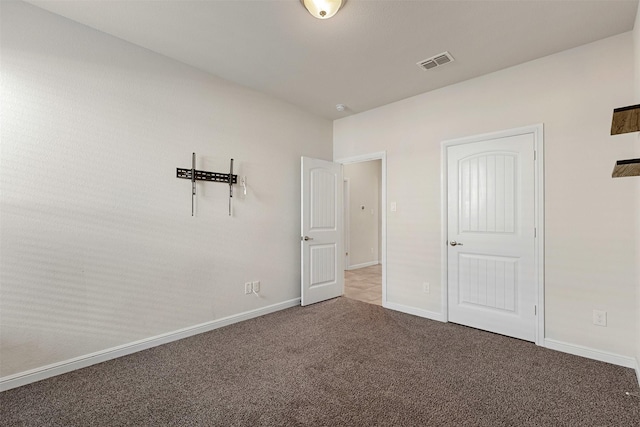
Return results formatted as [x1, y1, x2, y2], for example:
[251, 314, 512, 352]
[301, 0, 343, 19]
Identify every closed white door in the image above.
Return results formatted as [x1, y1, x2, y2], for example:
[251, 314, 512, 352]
[301, 157, 343, 306]
[447, 133, 536, 341]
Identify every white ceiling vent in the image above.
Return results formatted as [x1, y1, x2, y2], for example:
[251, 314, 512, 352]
[417, 51, 455, 71]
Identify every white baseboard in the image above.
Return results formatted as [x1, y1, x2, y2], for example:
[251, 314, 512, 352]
[543, 338, 638, 370]
[347, 261, 379, 270]
[636, 358, 640, 387]
[384, 301, 446, 322]
[0, 298, 301, 392]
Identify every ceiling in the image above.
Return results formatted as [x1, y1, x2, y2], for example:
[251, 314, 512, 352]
[25, 0, 639, 120]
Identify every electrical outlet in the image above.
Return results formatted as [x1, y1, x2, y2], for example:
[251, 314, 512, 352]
[244, 282, 252, 295]
[423, 282, 430, 294]
[593, 309, 607, 327]
[252, 280, 260, 293]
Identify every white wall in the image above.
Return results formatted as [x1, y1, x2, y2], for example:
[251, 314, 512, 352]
[0, 1, 332, 378]
[343, 160, 381, 268]
[335, 33, 638, 357]
[634, 3, 640, 379]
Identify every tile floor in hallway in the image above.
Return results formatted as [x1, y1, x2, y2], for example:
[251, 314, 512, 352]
[344, 264, 382, 306]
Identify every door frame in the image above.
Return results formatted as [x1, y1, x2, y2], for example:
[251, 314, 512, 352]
[343, 178, 350, 270]
[335, 152, 387, 307]
[440, 125, 545, 345]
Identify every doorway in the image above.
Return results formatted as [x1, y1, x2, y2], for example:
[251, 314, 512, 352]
[338, 153, 386, 307]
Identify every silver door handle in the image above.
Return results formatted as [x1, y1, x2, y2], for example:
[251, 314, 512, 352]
[303, 236, 314, 241]
[450, 241, 463, 246]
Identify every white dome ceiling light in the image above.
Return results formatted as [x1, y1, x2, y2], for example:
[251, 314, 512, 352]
[301, 0, 343, 20]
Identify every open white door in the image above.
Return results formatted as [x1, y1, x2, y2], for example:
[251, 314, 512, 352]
[301, 157, 343, 306]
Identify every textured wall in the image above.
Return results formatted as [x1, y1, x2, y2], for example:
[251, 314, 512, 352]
[334, 33, 638, 357]
[0, 1, 332, 377]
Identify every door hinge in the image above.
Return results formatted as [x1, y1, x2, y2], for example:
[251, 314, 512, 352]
[534, 227, 537, 238]
[534, 305, 537, 315]
[534, 151, 537, 161]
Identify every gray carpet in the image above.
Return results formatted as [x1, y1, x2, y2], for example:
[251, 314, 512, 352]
[1, 297, 639, 426]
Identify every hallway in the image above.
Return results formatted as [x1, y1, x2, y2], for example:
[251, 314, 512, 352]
[344, 264, 382, 306]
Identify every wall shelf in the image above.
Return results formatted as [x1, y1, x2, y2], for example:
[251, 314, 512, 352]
[611, 158, 640, 178]
[610, 104, 639, 178]
[611, 104, 640, 135]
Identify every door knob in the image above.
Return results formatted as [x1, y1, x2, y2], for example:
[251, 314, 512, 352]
[303, 236, 314, 241]
[450, 241, 463, 246]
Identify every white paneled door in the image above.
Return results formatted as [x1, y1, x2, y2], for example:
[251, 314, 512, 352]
[447, 132, 537, 342]
[301, 157, 343, 306]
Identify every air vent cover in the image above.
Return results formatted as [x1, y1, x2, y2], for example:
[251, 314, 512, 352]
[417, 51, 455, 71]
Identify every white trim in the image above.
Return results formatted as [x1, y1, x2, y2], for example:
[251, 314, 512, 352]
[384, 302, 446, 322]
[533, 125, 545, 346]
[544, 339, 638, 369]
[335, 152, 387, 307]
[335, 152, 386, 164]
[0, 298, 300, 392]
[347, 261, 380, 270]
[440, 140, 449, 322]
[343, 178, 350, 271]
[440, 124, 545, 344]
[636, 358, 640, 387]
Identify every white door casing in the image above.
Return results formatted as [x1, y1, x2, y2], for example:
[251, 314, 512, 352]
[343, 179, 350, 270]
[444, 126, 544, 343]
[301, 157, 343, 306]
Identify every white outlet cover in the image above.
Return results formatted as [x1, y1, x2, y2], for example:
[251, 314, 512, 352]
[252, 280, 260, 293]
[593, 309, 607, 327]
[245, 282, 252, 295]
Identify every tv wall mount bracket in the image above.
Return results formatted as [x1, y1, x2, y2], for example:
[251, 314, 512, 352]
[176, 153, 239, 216]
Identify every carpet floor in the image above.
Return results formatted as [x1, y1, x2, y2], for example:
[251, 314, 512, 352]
[1, 297, 639, 426]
